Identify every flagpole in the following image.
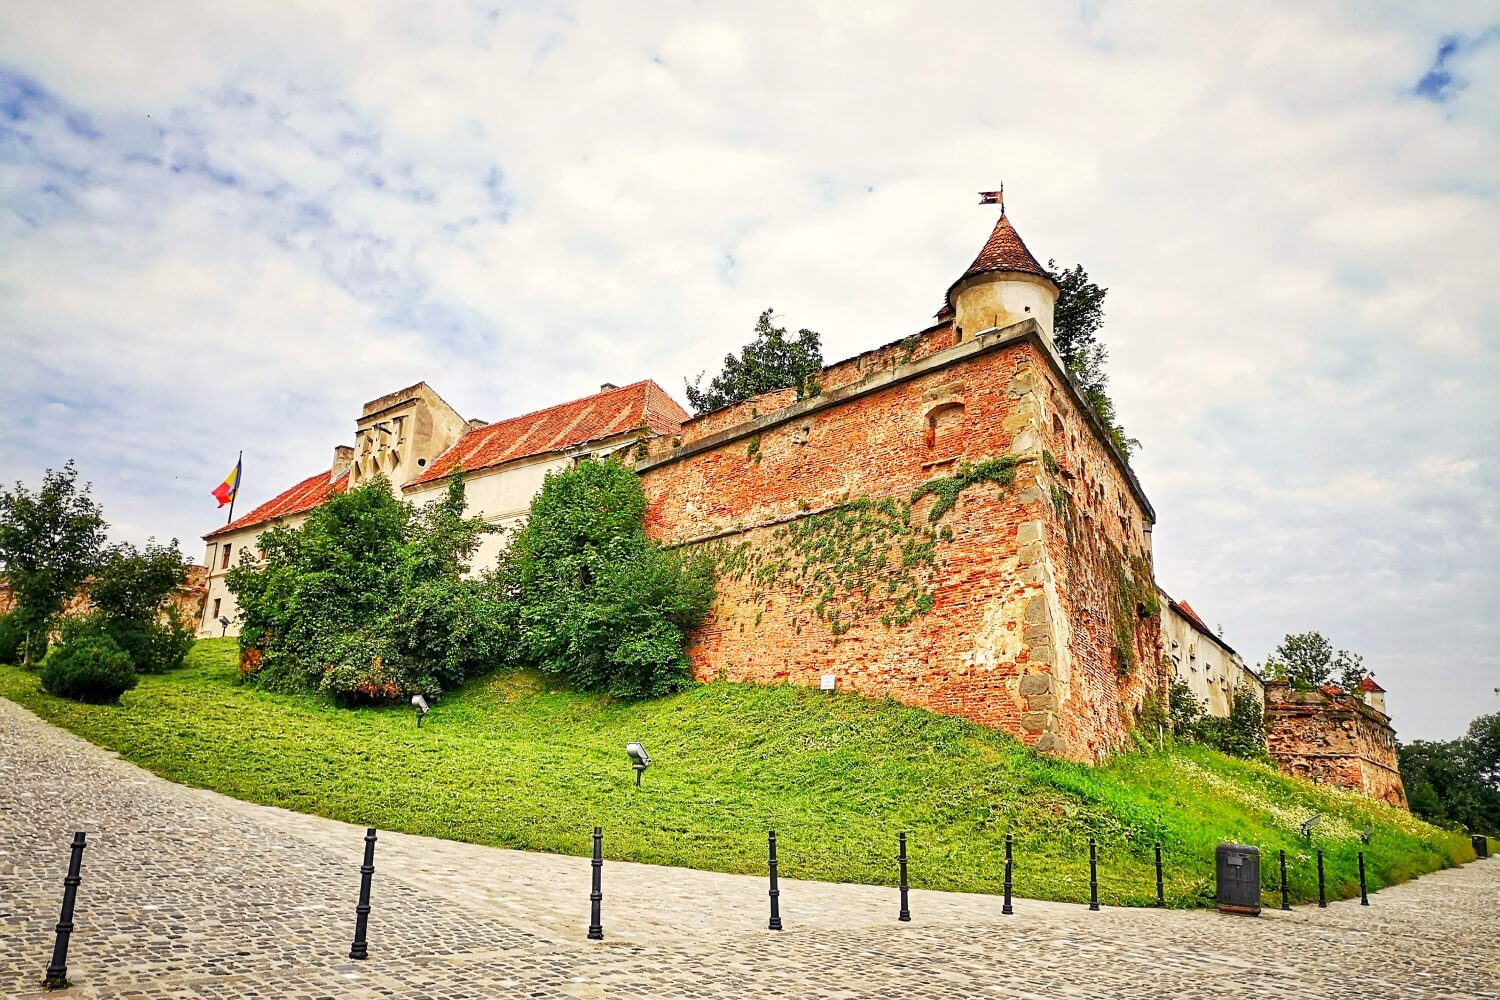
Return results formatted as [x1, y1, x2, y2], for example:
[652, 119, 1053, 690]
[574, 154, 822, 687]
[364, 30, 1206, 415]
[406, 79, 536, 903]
[225, 450, 242, 525]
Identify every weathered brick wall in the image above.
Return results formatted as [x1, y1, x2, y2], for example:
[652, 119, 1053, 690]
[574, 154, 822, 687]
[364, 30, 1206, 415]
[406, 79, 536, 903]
[639, 320, 1162, 761]
[677, 323, 956, 446]
[0, 567, 209, 631]
[1264, 681, 1407, 808]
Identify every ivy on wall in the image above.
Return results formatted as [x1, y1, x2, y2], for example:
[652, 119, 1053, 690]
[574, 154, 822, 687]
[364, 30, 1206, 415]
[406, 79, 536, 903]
[712, 455, 1020, 637]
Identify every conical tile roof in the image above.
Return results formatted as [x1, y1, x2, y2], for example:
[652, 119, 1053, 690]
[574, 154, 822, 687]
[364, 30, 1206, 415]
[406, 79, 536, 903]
[945, 213, 1053, 309]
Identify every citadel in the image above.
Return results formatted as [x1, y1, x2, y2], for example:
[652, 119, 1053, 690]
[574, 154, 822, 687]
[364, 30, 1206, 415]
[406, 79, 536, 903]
[192, 204, 1406, 807]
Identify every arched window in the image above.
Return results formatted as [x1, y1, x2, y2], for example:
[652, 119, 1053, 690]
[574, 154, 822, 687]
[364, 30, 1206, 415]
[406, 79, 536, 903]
[924, 401, 965, 453]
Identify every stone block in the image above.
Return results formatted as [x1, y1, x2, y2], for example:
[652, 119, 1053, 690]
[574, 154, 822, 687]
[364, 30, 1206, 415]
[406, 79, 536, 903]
[1018, 673, 1053, 697]
[1020, 711, 1055, 734]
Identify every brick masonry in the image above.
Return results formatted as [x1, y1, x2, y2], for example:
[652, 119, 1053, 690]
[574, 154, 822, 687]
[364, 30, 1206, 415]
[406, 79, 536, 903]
[0, 565, 207, 632]
[1264, 680, 1407, 807]
[640, 319, 1163, 762]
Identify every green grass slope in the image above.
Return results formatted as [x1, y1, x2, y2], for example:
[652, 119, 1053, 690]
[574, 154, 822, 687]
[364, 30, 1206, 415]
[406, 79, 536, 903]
[0, 639, 1472, 907]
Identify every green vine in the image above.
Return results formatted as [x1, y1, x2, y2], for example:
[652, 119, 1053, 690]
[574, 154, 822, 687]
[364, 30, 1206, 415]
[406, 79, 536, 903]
[1043, 450, 1077, 546]
[701, 455, 1020, 638]
[746, 434, 762, 463]
[1109, 553, 1159, 676]
[899, 334, 920, 365]
[909, 456, 1019, 524]
[713, 496, 941, 637]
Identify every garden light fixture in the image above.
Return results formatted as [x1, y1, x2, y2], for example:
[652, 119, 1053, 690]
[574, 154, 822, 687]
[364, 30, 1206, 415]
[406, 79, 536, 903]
[625, 742, 650, 786]
[1299, 814, 1322, 839]
[412, 694, 430, 727]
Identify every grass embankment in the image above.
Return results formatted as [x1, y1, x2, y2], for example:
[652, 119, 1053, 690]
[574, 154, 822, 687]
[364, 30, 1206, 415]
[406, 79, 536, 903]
[0, 639, 1473, 907]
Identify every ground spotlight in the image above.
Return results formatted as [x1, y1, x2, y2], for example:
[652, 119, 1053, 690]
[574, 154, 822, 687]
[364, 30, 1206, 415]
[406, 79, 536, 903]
[625, 742, 650, 786]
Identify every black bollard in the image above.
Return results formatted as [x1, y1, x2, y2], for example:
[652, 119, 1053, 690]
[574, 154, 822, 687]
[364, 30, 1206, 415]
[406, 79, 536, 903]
[767, 830, 783, 930]
[1279, 849, 1291, 911]
[1154, 843, 1165, 908]
[1358, 851, 1369, 906]
[349, 828, 377, 960]
[42, 832, 87, 990]
[1002, 833, 1014, 916]
[1316, 849, 1327, 908]
[897, 833, 911, 922]
[588, 826, 604, 939]
[1088, 838, 1100, 911]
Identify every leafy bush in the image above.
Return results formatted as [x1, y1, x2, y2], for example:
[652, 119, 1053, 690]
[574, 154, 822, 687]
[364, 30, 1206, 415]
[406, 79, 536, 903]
[0, 608, 52, 666]
[103, 608, 196, 674]
[227, 474, 501, 703]
[1168, 678, 1266, 761]
[501, 457, 716, 698]
[39, 629, 137, 703]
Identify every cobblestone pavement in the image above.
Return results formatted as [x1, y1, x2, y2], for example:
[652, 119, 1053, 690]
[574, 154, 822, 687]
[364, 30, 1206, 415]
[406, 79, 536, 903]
[1, 697, 1496, 999]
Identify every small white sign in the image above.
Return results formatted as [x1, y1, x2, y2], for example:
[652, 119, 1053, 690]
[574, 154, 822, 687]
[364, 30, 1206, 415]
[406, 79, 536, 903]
[820, 674, 836, 691]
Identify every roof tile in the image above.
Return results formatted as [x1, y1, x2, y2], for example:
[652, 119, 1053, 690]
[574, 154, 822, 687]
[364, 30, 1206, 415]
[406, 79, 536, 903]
[205, 468, 348, 539]
[410, 380, 686, 486]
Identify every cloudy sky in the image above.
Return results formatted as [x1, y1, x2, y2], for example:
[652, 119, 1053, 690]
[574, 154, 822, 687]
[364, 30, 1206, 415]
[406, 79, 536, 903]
[1, 2, 1495, 739]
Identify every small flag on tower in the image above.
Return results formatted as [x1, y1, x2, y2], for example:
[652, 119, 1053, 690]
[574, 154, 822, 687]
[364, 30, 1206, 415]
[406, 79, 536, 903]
[211, 458, 242, 508]
[979, 185, 1004, 210]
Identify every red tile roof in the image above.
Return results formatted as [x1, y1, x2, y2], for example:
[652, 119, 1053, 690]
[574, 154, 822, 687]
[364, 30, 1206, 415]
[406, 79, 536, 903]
[410, 380, 687, 487]
[204, 468, 349, 539]
[1357, 675, 1385, 693]
[1175, 600, 1211, 634]
[946, 212, 1053, 308]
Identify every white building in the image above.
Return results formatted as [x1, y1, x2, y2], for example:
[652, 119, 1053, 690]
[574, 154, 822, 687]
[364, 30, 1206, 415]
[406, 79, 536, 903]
[200, 379, 686, 637]
[1157, 588, 1263, 717]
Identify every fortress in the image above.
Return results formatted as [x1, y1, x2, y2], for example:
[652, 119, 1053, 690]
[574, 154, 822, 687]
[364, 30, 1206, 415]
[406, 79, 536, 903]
[197, 202, 1403, 798]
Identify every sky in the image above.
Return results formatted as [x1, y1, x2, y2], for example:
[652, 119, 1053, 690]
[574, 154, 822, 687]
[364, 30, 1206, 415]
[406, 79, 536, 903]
[1, 2, 1496, 740]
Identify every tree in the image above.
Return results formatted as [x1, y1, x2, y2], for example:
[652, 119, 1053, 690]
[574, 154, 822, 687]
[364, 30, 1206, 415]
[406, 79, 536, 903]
[1047, 261, 1138, 459]
[1264, 631, 1368, 692]
[1398, 713, 1500, 836]
[686, 308, 823, 415]
[87, 538, 193, 673]
[500, 457, 716, 697]
[0, 462, 107, 665]
[227, 474, 502, 702]
[91, 539, 189, 625]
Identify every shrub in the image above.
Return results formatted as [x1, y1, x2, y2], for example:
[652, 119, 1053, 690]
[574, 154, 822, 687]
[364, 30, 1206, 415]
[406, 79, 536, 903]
[100, 608, 195, 674]
[227, 474, 501, 702]
[0, 609, 49, 666]
[0, 612, 26, 665]
[501, 457, 716, 698]
[40, 630, 137, 704]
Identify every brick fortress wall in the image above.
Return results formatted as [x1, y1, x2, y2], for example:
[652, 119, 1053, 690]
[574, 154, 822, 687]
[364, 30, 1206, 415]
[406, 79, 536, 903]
[1264, 680, 1407, 808]
[639, 318, 1163, 762]
[0, 566, 208, 632]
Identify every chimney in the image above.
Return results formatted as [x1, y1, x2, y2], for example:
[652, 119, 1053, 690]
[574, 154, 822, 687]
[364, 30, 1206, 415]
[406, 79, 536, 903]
[331, 445, 354, 481]
[600, 382, 619, 393]
[467, 418, 489, 430]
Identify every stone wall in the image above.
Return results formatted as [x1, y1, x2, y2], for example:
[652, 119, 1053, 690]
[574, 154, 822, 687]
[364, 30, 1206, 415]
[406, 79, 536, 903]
[1264, 680, 1407, 807]
[639, 318, 1162, 761]
[0, 565, 208, 632]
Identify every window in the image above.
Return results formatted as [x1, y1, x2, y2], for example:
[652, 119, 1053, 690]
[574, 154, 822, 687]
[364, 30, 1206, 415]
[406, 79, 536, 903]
[221, 544, 232, 569]
[212, 598, 221, 619]
[924, 402, 965, 452]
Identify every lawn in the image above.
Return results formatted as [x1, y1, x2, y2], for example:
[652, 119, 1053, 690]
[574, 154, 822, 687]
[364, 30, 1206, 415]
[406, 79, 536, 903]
[0, 639, 1473, 907]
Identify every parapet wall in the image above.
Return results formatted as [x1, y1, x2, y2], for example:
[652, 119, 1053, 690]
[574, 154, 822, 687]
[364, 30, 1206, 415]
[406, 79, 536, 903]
[1264, 681, 1407, 808]
[639, 320, 1162, 761]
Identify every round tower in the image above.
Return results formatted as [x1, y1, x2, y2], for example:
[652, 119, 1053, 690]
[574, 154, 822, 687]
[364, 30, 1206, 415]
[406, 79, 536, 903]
[945, 206, 1058, 345]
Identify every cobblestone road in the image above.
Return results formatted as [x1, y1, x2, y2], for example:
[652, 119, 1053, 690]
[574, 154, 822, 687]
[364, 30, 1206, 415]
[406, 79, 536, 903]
[1, 697, 1496, 998]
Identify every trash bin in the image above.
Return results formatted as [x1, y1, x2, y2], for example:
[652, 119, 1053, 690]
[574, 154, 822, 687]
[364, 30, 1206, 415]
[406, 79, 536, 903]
[1215, 843, 1261, 916]
[1475, 835, 1490, 859]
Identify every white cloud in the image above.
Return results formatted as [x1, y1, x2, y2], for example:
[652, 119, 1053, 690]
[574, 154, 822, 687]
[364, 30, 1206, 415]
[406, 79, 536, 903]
[0, 0, 1496, 739]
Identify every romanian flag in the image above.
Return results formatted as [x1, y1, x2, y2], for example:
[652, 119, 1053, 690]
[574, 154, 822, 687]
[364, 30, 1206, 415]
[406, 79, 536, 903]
[211, 458, 241, 508]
